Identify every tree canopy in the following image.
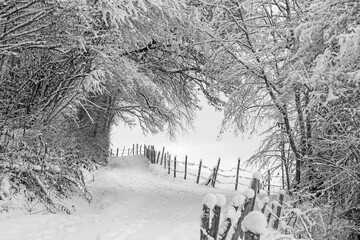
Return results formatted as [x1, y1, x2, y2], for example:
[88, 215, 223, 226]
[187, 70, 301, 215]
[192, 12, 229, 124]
[0, 0, 359, 238]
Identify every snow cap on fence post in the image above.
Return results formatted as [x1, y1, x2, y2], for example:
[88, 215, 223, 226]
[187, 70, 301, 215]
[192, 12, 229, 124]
[202, 193, 217, 209]
[253, 171, 262, 180]
[215, 194, 226, 207]
[279, 189, 286, 196]
[245, 188, 255, 199]
[210, 194, 226, 239]
[230, 194, 246, 210]
[201, 193, 216, 240]
[241, 211, 267, 235]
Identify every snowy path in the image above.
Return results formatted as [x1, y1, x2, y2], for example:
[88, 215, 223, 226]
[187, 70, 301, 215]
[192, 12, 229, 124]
[0, 156, 239, 240]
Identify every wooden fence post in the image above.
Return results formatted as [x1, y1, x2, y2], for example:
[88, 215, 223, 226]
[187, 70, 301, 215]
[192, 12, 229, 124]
[174, 156, 177, 178]
[231, 173, 260, 240]
[144, 145, 146, 156]
[160, 147, 165, 165]
[132, 144, 134, 155]
[136, 144, 138, 155]
[211, 158, 221, 187]
[184, 155, 188, 180]
[168, 155, 171, 174]
[150, 149, 153, 163]
[116, 148, 119, 156]
[156, 151, 160, 164]
[164, 153, 167, 168]
[210, 199, 223, 240]
[153, 146, 156, 163]
[140, 145, 142, 155]
[273, 190, 285, 229]
[150, 145, 155, 163]
[201, 194, 214, 240]
[196, 160, 202, 184]
[267, 170, 271, 196]
[235, 157, 241, 190]
[121, 146, 125, 156]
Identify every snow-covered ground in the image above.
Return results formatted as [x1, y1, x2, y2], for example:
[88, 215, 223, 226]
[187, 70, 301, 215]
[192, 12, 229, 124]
[0, 155, 245, 240]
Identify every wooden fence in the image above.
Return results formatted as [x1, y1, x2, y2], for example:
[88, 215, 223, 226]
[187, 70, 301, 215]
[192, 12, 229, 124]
[200, 174, 288, 240]
[110, 144, 283, 193]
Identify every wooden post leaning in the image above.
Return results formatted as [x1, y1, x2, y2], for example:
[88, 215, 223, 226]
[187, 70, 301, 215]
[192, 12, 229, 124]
[196, 160, 202, 184]
[122, 146, 125, 156]
[231, 173, 260, 240]
[267, 170, 271, 196]
[211, 158, 221, 187]
[156, 151, 160, 164]
[235, 157, 241, 190]
[160, 147, 165, 165]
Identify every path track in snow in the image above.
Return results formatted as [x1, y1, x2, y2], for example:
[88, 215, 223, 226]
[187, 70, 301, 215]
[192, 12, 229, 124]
[0, 156, 238, 240]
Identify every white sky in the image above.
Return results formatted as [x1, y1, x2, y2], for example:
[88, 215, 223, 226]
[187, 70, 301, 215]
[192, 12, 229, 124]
[110, 102, 264, 170]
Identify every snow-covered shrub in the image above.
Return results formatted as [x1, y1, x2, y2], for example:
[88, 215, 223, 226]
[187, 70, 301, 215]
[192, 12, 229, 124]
[0, 120, 105, 214]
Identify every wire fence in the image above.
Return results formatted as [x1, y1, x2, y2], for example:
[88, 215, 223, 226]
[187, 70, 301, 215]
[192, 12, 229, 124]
[110, 144, 284, 193]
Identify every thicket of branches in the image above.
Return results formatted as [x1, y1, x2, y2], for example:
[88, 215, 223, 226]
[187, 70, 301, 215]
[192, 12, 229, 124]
[191, 0, 359, 239]
[0, 0, 219, 213]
